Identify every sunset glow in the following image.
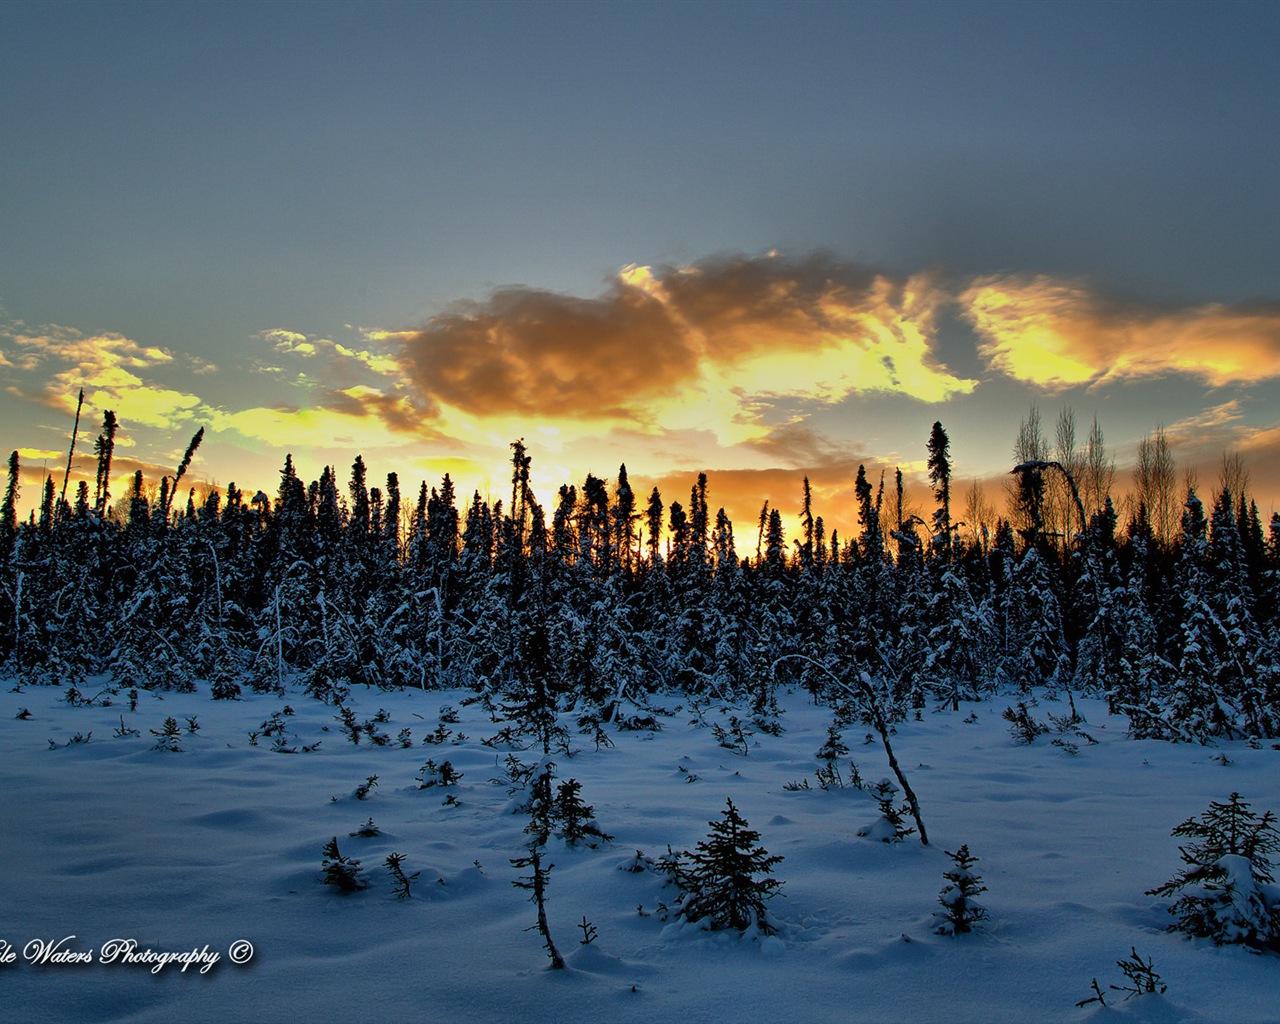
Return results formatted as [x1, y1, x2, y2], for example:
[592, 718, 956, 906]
[1, 1, 1278, 540]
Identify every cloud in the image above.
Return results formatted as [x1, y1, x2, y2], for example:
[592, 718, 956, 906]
[1166, 400, 1247, 445]
[740, 422, 863, 470]
[0, 320, 205, 430]
[206, 394, 445, 457]
[262, 329, 309, 348]
[5, 323, 174, 374]
[961, 275, 1280, 388]
[259, 328, 405, 380]
[395, 253, 976, 448]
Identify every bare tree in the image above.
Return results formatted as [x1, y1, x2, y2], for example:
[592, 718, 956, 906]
[1134, 426, 1176, 546]
[1006, 406, 1049, 541]
[1217, 451, 1250, 509]
[1047, 408, 1082, 553]
[963, 477, 997, 554]
[1079, 416, 1115, 516]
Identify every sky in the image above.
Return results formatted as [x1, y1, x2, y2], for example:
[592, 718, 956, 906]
[3, 0, 1280, 541]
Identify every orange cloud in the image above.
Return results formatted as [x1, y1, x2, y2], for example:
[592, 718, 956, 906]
[396, 254, 976, 449]
[961, 275, 1280, 388]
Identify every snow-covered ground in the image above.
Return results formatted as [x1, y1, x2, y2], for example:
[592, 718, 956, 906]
[2, 680, 1277, 1023]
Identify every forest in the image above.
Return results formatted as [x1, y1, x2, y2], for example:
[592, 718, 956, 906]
[3, 405, 1278, 748]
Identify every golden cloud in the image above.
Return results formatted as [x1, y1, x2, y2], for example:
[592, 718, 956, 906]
[6, 323, 174, 374]
[207, 396, 443, 457]
[261, 328, 403, 378]
[1, 321, 204, 430]
[396, 254, 976, 449]
[961, 275, 1280, 388]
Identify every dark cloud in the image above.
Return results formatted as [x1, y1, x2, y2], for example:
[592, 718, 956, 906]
[741, 422, 865, 470]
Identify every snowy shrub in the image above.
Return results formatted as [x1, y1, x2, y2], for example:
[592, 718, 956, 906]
[299, 659, 351, 704]
[1146, 792, 1280, 951]
[321, 837, 368, 892]
[511, 760, 567, 968]
[1002, 702, 1048, 744]
[335, 705, 363, 744]
[618, 850, 655, 873]
[384, 852, 420, 900]
[150, 716, 182, 752]
[812, 726, 857, 788]
[422, 723, 454, 745]
[113, 715, 138, 738]
[858, 779, 915, 843]
[711, 715, 752, 755]
[481, 725, 528, 750]
[1109, 948, 1167, 1000]
[576, 711, 615, 750]
[417, 758, 462, 788]
[209, 659, 242, 700]
[816, 724, 849, 765]
[672, 798, 784, 935]
[1077, 948, 1167, 1007]
[934, 845, 988, 935]
[353, 774, 379, 800]
[554, 778, 613, 848]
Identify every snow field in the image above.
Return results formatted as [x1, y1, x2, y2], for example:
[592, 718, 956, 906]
[2, 681, 1278, 1023]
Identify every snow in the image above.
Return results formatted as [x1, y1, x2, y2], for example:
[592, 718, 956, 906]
[2, 681, 1278, 1023]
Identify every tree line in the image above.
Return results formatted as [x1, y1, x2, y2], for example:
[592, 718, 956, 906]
[2, 411, 1277, 743]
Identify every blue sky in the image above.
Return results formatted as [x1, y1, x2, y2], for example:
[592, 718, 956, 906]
[3, 0, 1279, 534]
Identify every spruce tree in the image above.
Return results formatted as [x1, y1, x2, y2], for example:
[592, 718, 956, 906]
[927, 421, 953, 559]
[321, 837, 368, 892]
[935, 844, 989, 935]
[676, 798, 784, 935]
[92, 411, 118, 516]
[1147, 793, 1280, 950]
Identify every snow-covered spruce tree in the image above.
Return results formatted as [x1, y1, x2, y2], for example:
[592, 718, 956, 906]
[934, 844, 989, 935]
[554, 778, 613, 848]
[675, 798, 784, 935]
[1160, 489, 1241, 742]
[1005, 545, 1068, 693]
[511, 761, 566, 968]
[1107, 531, 1174, 730]
[858, 779, 916, 843]
[1207, 488, 1275, 738]
[321, 837, 368, 892]
[511, 844, 565, 969]
[1072, 499, 1125, 697]
[1146, 793, 1280, 951]
[815, 723, 850, 788]
[921, 564, 987, 711]
[924, 419, 952, 552]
